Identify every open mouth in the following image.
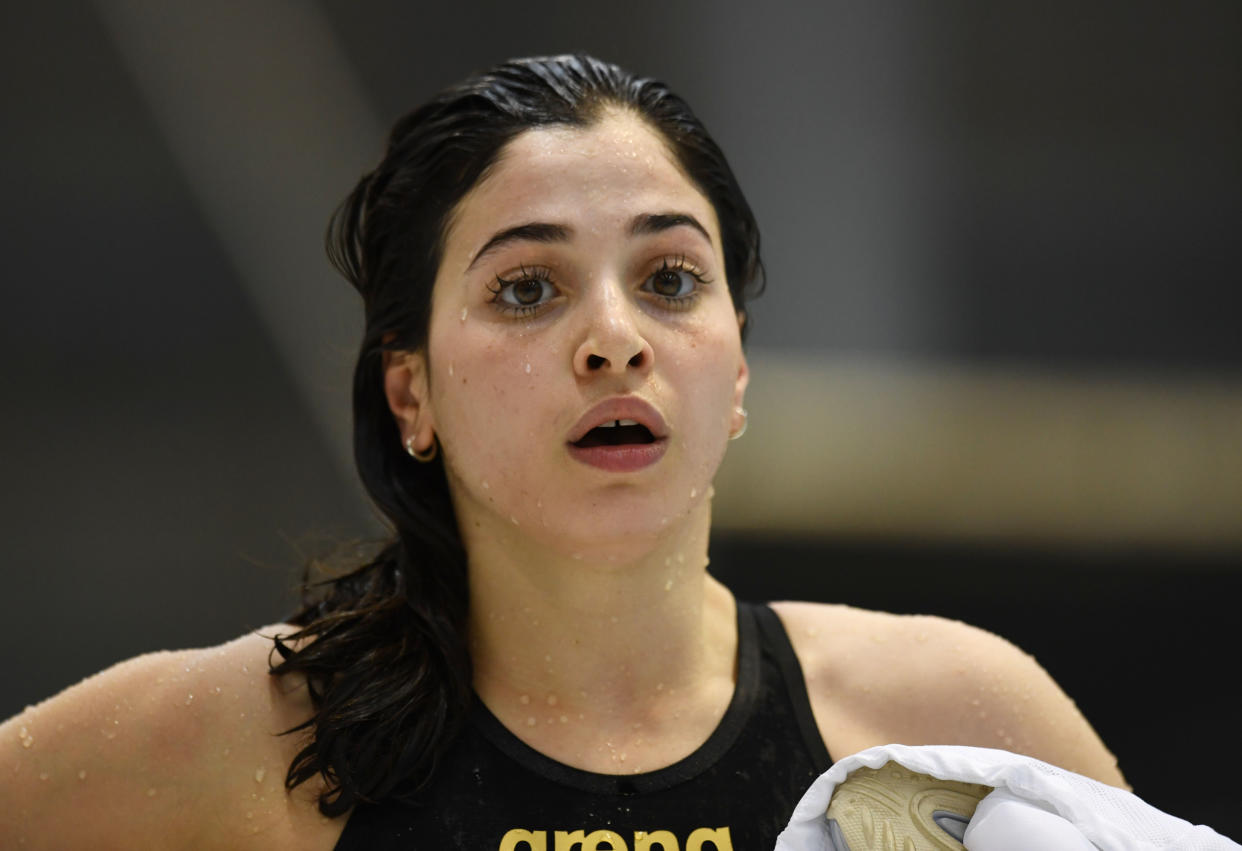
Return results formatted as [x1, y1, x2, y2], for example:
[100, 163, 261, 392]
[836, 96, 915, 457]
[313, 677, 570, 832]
[571, 419, 657, 448]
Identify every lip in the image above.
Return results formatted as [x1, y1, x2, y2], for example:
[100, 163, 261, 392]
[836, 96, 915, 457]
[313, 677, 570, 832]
[566, 397, 669, 444]
[566, 397, 669, 473]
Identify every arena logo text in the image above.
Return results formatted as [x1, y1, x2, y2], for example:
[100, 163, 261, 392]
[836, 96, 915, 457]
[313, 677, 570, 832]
[498, 827, 734, 850]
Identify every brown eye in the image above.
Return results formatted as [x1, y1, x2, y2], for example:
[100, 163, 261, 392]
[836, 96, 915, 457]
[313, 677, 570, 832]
[492, 270, 557, 314]
[651, 268, 687, 297]
[512, 279, 545, 305]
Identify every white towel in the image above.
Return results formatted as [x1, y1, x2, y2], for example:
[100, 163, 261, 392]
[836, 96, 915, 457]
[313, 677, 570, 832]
[775, 744, 1239, 851]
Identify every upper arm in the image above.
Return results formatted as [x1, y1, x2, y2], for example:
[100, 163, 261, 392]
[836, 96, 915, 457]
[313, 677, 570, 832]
[0, 649, 211, 848]
[772, 601, 1128, 789]
[890, 613, 1127, 788]
[0, 626, 324, 849]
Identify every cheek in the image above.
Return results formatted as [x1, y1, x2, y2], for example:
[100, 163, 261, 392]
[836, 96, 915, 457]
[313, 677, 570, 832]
[664, 327, 744, 467]
[430, 333, 548, 469]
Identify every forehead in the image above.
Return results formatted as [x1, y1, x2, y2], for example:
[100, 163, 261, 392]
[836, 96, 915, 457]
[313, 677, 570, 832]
[444, 110, 719, 256]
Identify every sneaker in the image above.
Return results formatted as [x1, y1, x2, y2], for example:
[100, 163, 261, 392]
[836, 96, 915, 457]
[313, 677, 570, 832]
[824, 761, 992, 850]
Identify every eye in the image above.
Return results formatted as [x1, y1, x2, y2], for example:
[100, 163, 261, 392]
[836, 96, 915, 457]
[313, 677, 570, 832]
[489, 266, 558, 315]
[649, 266, 696, 298]
[642, 256, 710, 308]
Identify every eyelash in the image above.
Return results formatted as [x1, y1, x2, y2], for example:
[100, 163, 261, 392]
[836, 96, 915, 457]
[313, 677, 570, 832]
[486, 256, 712, 318]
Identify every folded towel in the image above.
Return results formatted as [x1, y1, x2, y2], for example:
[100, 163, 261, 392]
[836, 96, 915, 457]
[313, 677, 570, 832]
[776, 744, 1239, 851]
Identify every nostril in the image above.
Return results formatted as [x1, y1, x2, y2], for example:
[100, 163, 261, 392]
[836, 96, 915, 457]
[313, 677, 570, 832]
[628, 353, 643, 367]
[587, 354, 606, 370]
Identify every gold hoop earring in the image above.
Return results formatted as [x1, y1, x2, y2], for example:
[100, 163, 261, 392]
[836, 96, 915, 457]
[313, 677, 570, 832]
[405, 434, 438, 463]
[729, 406, 748, 441]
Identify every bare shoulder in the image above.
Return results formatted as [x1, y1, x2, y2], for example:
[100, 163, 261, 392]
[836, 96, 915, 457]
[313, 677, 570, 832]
[0, 625, 343, 850]
[768, 601, 1127, 788]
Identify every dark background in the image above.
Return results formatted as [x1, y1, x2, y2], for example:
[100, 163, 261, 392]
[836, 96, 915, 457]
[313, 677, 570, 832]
[2, 0, 1239, 841]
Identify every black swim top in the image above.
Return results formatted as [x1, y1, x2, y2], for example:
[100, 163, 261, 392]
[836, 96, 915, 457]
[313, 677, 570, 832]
[334, 602, 832, 850]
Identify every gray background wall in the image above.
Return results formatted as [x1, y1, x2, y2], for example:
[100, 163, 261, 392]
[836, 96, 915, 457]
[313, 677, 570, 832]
[2, 0, 1239, 838]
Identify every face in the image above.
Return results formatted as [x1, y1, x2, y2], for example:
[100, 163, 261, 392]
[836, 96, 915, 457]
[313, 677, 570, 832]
[386, 110, 748, 560]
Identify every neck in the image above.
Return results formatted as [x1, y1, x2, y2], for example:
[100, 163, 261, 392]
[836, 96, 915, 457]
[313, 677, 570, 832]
[464, 502, 737, 734]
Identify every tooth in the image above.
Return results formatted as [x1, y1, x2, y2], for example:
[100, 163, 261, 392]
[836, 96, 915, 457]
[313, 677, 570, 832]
[617, 419, 639, 427]
[599, 420, 619, 428]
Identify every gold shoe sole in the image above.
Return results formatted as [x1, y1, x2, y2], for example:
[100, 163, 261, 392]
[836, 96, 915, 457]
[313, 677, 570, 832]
[824, 761, 993, 851]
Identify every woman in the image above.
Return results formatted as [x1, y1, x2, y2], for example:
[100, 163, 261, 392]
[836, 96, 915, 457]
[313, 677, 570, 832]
[1, 55, 1123, 849]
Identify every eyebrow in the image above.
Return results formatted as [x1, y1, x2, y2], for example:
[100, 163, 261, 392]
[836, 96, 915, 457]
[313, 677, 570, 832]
[628, 212, 713, 246]
[467, 222, 570, 271]
[466, 212, 713, 271]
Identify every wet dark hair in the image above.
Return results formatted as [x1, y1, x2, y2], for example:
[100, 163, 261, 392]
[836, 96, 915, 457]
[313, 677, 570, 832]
[269, 53, 765, 817]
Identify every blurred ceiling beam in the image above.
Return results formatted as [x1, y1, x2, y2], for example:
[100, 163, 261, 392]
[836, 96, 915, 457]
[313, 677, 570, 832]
[92, 0, 382, 491]
[717, 352, 1242, 552]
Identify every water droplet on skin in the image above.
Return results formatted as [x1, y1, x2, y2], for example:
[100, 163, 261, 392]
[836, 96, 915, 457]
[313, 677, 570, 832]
[544, 654, 552, 663]
[546, 695, 558, 706]
[656, 683, 664, 691]
[572, 553, 583, 560]
[519, 695, 530, 705]
[526, 717, 537, 727]
[559, 715, 568, 723]
[664, 579, 673, 591]
[689, 487, 697, 498]
[78, 769, 87, 780]
[147, 787, 158, 797]
[241, 665, 249, 674]
[460, 307, 468, 322]
[246, 811, 254, 820]
[448, 362, 454, 377]
[185, 694, 194, 706]
[524, 362, 532, 374]
[223, 747, 231, 757]
[481, 480, 490, 490]
[38, 772, 48, 781]
[254, 767, 266, 783]
[510, 515, 519, 526]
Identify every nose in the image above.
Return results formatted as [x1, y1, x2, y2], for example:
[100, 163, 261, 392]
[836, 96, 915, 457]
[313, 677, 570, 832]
[572, 282, 654, 377]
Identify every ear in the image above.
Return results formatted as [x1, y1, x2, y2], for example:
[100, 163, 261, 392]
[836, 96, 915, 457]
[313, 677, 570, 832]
[383, 349, 437, 456]
[730, 348, 750, 435]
